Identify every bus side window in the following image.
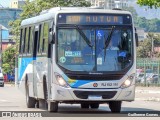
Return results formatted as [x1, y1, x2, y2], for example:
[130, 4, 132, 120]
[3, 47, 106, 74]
[42, 22, 49, 54]
[37, 24, 42, 54]
[29, 26, 34, 54]
[25, 27, 29, 54]
[39, 24, 44, 54]
[28, 27, 31, 54]
[19, 29, 23, 54]
[21, 28, 26, 54]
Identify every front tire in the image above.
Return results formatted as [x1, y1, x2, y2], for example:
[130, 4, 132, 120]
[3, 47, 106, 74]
[81, 103, 89, 109]
[90, 103, 99, 109]
[48, 102, 58, 112]
[26, 83, 36, 108]
[109, 101, 122, 113]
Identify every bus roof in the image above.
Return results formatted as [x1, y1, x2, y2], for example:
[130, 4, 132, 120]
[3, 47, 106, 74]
[21, 7, 132, 26]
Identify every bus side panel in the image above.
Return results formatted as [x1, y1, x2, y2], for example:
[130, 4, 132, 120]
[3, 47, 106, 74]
[18, 57, 34, 97]
[35, 56, 48, 99]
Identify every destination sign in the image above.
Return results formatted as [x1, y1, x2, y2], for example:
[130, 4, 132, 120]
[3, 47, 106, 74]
[58, 14, 132, 25]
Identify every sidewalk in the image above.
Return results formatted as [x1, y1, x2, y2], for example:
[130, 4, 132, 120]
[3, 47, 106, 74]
[4, 82, 15, 86]
[136, 86, 160, 93]
[135, 86, 160, 102]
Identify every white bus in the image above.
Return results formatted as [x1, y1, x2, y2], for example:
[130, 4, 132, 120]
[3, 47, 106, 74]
[18, 7, 138, 113]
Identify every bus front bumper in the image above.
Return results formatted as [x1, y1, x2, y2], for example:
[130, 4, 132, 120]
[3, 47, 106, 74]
[51, 84, 135, 102]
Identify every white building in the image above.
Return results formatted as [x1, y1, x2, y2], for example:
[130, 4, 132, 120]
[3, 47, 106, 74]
[136, 27, 145, 41]
[10, 0, 26, 9]
[87, 0, 130, 9]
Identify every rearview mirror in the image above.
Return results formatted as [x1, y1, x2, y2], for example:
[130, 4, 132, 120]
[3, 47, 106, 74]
[135, 33, 138, 47]
[135, 27, 138, 47]
[49, 28, 55, 44]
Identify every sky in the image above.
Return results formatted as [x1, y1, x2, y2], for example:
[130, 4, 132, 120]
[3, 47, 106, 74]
[0, 0, 10, 7]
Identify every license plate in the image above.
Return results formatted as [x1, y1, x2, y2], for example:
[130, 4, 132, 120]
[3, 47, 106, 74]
[88, 95, 102, 100]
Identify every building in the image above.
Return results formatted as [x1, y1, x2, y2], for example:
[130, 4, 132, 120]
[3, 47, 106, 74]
[0, 24, 14, 48]
[10, 0, 26, 9]
[88, 0, 104, 8]
[0, 8, 22, 28]
[87, 0, 129, 9]
[0, 24, 9, 42]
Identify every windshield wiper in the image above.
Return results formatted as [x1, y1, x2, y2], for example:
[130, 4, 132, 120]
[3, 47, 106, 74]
[103, 26, 115, 61]
[75, 25, 93, 48]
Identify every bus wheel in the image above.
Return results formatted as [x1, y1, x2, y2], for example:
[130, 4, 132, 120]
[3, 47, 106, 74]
[48, 102, 58, 112]
[26, 82, 36, 108]
[90, 103, 99, 109]
[81, 103, 89, 109]
[43, 79, 48, 109]
[109, 101, 122, 113]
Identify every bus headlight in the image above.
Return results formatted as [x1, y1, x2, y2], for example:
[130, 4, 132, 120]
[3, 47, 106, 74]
[121, 74, 135, 88]
[55, 73, 70, 88]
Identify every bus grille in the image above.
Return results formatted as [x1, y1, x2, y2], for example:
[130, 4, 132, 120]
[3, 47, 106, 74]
[73, 91, 117, 99]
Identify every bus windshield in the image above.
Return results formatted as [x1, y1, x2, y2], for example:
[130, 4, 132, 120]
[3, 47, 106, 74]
[57, 26, 133, 72]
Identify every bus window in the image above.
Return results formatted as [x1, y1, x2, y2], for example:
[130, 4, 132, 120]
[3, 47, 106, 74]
[28, 27, 31, 54]
[39, 24, 44, 54]
[19, 29, 23, 54]
[21, 28, 26, 54]
[25, 27, 29, 54]
[42, 23, 49, 53]
[37, 24, 42, 53]
[29, 27, 33, 54]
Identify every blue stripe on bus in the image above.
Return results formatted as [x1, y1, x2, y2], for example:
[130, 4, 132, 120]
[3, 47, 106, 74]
[18, 57, 35, 81]
[70, 80, 96, 88]
[63, 74, 95, 88]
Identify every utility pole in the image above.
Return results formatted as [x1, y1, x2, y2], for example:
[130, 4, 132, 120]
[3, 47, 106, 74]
[151, 34, 158, 58]
[151, 37, 154, 58]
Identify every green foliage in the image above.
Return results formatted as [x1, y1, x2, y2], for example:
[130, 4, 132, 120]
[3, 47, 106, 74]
[137, 0, 160, 8]
[137, 33, 160, 58]
[2, 64, 10, 74]
[2, 46, 16, 74]
[137, 39, 151, 58]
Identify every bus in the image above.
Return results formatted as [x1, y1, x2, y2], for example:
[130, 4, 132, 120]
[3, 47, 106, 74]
[18, 7, 138, 113]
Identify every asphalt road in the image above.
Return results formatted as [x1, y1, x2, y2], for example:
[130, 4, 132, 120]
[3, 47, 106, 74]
[0, 84, 160, 120]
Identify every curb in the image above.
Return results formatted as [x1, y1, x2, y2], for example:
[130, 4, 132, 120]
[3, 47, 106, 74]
[135, 97, 160, 102]
[4, 84, 15, 87]
[136, 90, 160, 94]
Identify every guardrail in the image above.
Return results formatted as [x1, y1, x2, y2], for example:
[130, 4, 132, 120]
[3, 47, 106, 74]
[136, 58, 160, 87]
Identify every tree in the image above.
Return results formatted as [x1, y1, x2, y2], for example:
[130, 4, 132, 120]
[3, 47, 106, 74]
[2, 46, 16, 74]
[137, 38, 151, 58]
[137, 0, 160, 8]
[137, 33, 160, 58]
